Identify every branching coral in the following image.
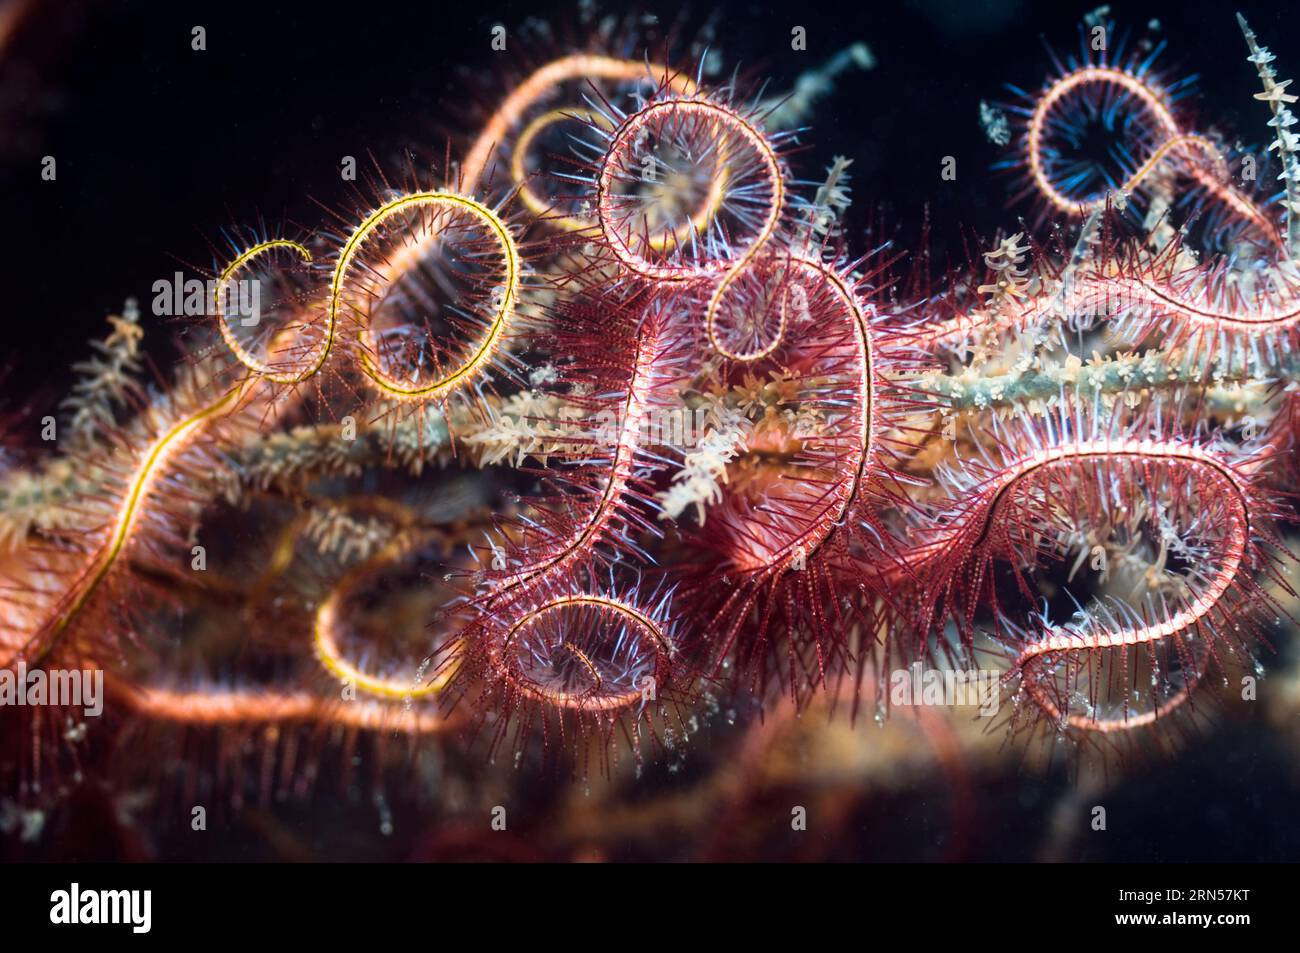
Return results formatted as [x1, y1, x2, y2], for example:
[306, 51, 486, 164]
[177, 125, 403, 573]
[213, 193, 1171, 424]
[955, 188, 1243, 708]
[4, 10, 1300, 829]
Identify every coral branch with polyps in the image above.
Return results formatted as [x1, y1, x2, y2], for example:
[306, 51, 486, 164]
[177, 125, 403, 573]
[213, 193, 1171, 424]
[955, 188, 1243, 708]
[4, 12, 1300, 816]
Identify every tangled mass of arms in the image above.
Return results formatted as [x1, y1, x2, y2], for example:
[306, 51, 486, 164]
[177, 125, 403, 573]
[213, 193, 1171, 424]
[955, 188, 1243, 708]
[5, 12, 1300, 807]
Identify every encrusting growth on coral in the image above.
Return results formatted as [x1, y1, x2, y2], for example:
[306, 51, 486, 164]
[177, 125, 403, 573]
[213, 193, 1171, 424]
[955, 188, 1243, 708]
[4, 11, 1300, 824]
[1240, 12, 1300, 260]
